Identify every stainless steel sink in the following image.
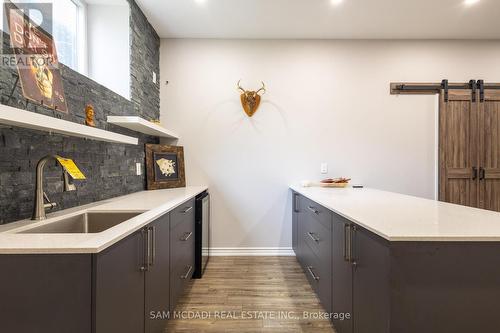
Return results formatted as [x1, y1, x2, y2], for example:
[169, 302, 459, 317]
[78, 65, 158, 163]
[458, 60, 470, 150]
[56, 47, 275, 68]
[20, 212, 142, 234]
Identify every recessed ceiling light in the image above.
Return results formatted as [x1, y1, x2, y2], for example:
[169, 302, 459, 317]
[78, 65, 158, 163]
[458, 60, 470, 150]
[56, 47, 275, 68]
[331, 0, 343, 5]
[195, 0, 206, 4]
[464, 0, 480, 5]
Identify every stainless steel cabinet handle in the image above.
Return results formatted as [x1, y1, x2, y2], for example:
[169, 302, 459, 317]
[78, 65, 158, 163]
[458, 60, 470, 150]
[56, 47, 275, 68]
[293, 193, 299, 213]
[307, 232, 320, 243]
[344, 223, 350, 262]
[307, 266, 320, 281]
[140, 229, 149, 271]
[181, 265, 193, 279]
[307, 206, 319, 215]
[150, 226, 156, 266]
[180, 231, 193, 241]
[182, 206, 193, 214]
[146, 227, 152, 268]
[351, 225, 357, 266]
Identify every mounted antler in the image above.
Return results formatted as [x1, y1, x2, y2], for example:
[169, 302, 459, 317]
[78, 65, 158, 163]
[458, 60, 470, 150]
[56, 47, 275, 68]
[237, 80, 246, 93]
[237, 80, 267, 117]
[256, 81, 266, 95]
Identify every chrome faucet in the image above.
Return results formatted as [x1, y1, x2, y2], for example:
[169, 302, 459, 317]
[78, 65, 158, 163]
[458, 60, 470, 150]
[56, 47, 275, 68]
[32, 155, 77, 221]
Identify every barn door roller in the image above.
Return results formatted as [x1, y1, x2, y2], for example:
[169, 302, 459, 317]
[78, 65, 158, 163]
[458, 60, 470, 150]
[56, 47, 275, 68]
[441, 79, 449, 102]
[477, 79, 485, 102]
[469, 80, 477, 102]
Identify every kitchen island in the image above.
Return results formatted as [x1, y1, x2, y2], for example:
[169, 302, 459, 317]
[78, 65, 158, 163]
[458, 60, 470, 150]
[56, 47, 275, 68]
[290, 185, 500, 333]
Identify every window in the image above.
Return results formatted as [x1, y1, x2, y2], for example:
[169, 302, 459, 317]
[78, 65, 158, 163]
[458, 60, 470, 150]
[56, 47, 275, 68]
[52, 0, 86, 73]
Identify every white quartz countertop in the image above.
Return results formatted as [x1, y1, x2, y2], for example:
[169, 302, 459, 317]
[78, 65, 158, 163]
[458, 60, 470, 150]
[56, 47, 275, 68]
[290, 185, 500, 242]
[0, 186, 208, 254]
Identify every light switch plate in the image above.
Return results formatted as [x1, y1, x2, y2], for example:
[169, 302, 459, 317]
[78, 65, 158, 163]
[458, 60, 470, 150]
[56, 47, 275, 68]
[136, 163, 142, 176]
[320, 162, 328, 174]
[152, 71, 157, 84]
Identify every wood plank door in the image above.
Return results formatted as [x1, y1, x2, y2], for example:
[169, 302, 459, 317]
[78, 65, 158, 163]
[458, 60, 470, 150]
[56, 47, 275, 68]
[439, 89, 479, 207]
[478, 90, 500, 211]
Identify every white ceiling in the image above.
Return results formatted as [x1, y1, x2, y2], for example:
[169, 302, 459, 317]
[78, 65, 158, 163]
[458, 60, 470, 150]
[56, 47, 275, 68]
[135, 0, 500, 39]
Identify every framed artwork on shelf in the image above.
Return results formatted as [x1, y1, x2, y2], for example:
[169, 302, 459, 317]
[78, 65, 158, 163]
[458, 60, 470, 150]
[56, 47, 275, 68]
[145, 144, 186, 190]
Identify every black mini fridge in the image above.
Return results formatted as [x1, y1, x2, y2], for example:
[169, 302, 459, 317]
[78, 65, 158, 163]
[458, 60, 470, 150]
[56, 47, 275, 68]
[193, 190, 210, 278]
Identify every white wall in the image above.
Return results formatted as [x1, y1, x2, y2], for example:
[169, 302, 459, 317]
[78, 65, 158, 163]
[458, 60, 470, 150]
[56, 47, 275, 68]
[159, 39, 500, 249]
[87, 4, 130, 98]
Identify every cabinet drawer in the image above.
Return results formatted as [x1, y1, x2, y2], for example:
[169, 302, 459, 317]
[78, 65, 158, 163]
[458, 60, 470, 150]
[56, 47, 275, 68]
[303, 212, 332, 262]
[301, 196, 332, 230]
[170, 260, 194, 312]
[171, 199, 195, 228]
[170, 216, 195, 271]
[301, 240, 332, 313]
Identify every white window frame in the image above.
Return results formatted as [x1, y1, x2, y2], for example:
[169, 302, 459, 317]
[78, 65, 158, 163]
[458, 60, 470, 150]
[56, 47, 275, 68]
[71, 0, 88, 75]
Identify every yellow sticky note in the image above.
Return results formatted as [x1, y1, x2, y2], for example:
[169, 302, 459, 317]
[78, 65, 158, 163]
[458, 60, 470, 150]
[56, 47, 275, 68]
[56, 157, 86, 180]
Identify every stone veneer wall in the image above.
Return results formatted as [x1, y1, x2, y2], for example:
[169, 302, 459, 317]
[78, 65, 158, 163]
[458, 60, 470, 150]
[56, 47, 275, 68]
[0, 0, 161, 224]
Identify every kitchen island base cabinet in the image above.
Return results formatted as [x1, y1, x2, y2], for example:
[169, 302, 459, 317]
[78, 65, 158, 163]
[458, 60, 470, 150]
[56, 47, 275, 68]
[390, 242, 500, 333]
[351, 225, 390, 333]
[292, 190, 500, 333]
[296, 193, 333, 315]
[332, 215, 390, 333]
[332, 217, 353, 333]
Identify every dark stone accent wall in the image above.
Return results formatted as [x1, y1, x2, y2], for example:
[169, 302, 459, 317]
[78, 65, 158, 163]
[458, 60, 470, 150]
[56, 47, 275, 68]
[0, 0, 160, 224]
[129, 0, 160, 121]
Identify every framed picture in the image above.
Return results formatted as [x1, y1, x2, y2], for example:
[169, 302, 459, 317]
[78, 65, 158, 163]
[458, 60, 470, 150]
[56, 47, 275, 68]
[6, 3, 68, 113]
[145, 145, 186, 190]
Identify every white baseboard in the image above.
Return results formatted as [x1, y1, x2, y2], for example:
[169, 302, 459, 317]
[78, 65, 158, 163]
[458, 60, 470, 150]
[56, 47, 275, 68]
[209, 247, 295, 256]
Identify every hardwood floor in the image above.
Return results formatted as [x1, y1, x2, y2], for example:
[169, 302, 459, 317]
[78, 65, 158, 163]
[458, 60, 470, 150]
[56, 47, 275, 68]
[166, 256, 336, 333]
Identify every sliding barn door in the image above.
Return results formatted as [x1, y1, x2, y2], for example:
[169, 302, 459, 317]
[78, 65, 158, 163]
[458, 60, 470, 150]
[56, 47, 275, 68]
[439, 89, 479, 207]
[478, 90, 500, 212]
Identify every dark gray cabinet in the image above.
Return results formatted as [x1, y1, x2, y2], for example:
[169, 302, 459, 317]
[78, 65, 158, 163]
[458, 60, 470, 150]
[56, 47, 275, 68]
[169, 199, 196, 312]
[332, 215, 353, 333]
[0, 254, 92, 333]
[295, 193, 333, 314]
[294, 192, 500, 333]
[294, 193, 390, 333]
[351, 225, 390, 333]
[0, 201, 197, 333]
[94, 213, 171, 333]
[145, 214, 171, 333]
[94, 229, 146, 333]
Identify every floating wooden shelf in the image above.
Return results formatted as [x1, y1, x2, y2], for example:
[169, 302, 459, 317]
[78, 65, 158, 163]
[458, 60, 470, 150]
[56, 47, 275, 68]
[107, 116, 179, 139]
[0, 103, 138, 145]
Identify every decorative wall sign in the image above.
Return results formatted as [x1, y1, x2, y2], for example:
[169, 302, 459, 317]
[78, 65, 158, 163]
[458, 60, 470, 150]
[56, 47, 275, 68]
[6, 4, 68, 112]
[145, 144, 186, 190]
[237, 80, 266, 117]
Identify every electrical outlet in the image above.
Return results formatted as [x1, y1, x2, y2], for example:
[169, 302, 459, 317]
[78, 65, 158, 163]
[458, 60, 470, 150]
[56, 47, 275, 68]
[320, 163, 328, 174]
[152, 71, 157, 84]
[136, 163, 142, 176]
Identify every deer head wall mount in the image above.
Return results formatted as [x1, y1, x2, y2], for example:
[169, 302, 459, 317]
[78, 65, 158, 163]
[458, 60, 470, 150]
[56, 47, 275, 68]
[237, 80, 266, 117]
